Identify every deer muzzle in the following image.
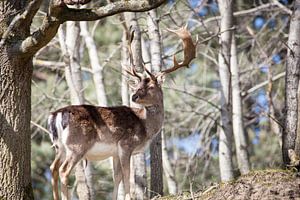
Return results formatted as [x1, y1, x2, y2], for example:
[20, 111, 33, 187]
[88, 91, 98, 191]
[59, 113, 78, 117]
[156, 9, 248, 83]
[132, 94, 139, 102]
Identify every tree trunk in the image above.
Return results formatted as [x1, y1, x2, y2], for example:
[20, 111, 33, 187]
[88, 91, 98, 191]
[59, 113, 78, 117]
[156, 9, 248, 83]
[117, 28, 130, 200]
[0, 1, 34, 199]
[59, 21, 94, 200]
[0, 50, 34, 200]
[284, 0, 300, 164]
[80, 21, 107, 106]
[161, 130, 178, 194]
[125, 12, 147, 200]
[217, 0, 234, 181]
[230, 33, 250, 174]
[147, 9, 163, 198]
[121, 29, 130, 107]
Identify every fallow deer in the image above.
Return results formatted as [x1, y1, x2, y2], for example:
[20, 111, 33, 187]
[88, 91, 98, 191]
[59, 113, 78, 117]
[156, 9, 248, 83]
[48, 26, 196, 200]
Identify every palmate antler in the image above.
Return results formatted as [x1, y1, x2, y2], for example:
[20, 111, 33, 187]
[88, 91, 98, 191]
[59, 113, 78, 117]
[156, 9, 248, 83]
[161, 26, 196, 75]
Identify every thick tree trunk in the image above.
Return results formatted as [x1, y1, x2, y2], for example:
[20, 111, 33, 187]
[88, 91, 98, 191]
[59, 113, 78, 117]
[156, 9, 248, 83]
[217, 0, 234, 181]
[284, 0, 300, 164]
[230, 33, 250, 174]
[0, 1, 34, 199]
[147, 9, 164, 198]
[0, 50, 34, 200]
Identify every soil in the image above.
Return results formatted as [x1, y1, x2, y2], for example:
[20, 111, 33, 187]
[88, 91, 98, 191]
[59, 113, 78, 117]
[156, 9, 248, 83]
[157, 169, 300, 200]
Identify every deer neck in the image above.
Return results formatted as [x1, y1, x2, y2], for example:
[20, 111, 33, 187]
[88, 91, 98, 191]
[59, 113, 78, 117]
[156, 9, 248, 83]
[136, 101, 164, 138]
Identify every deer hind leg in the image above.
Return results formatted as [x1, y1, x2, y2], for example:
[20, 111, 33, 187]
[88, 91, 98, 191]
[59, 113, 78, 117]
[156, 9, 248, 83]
[118, 143, 132, 200]
[112, 156, 123, 200]
[59, 151, 82, 200]
[50, 151, 63, 200]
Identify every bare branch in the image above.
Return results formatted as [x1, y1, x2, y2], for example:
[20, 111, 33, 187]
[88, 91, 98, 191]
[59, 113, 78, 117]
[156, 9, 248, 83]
[59, 0, 166, 21]
[242, 72, 286, 96]
[0, 0, 43, 48]
[204, 2, 291, 25]
[16, 0, 166, 57]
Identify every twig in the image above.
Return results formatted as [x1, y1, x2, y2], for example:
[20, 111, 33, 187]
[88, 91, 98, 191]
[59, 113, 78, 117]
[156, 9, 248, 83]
[241, 72, 285, 96]
[271, 0, 292, 15]
[164, 87, 220, 110]
[30, 120, 50, 135]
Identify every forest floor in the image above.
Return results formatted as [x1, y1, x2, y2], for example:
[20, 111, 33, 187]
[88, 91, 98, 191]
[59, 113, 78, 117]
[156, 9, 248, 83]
[156, 169, 300, 200]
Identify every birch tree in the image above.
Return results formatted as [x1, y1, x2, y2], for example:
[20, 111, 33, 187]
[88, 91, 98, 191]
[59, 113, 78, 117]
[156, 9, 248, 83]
[230, 32, 250, 174]
[283, 0, 300, 164]
[216, 0, 235, 181]
[80, 21, 108, 106]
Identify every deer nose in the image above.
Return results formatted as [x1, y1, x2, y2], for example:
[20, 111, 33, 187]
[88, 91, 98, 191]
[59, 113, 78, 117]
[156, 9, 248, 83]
[132, 94, 139, 102]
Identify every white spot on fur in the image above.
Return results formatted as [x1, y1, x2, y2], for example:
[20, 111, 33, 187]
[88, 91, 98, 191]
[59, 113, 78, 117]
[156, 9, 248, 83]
[61, 126, 69, 145]
[54, 112, 69, 149]
[85, 142, 117, 161]
[55, 112, 63, 139]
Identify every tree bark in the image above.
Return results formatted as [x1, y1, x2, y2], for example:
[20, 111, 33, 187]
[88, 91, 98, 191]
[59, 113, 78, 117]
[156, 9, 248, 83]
[0, 1, 34, 199]
[284, 0, 300, 164]
[217, 0, 234, 181]
[125, 12, 148, 200]
[80, 21, 107, 106]
[230, 33, 250, 174]
[121, 29, 130, 107]
[0, 49, 34, 200]
[161, 130, 177, 194]
[147, 9, 164, 198]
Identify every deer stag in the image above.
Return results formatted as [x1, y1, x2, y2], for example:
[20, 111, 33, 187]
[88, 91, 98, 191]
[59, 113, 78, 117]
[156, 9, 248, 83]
[48, 26, 195, 200]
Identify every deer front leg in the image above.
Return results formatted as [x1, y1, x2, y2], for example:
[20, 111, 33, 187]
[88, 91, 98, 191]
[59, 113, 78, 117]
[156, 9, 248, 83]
[118, 143, 132, 200]
[59, 152, 82, 200]
[50, 152, 63, 200]
[112, 156, 123, 200]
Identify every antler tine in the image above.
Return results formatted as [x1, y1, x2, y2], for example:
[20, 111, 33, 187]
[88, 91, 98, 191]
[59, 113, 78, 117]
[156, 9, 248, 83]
[142, 63, 156, 81]
[125, 29, 143, 81]
[124, 65, 142, 81]
[161, 27, 196, 75]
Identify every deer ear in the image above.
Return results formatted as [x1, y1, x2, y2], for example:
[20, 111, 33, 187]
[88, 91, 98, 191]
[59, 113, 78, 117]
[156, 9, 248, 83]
[156, 73, 165, 85]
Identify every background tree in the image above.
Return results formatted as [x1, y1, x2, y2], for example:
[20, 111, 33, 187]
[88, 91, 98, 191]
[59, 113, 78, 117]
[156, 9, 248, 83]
[217, 0, 235, 181]
[283, 0, 300, 164]
[147, 9, 164, 198]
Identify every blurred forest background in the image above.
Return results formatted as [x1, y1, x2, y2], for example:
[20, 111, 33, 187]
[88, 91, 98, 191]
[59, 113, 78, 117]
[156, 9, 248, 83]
[29, 0, 293, 199]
